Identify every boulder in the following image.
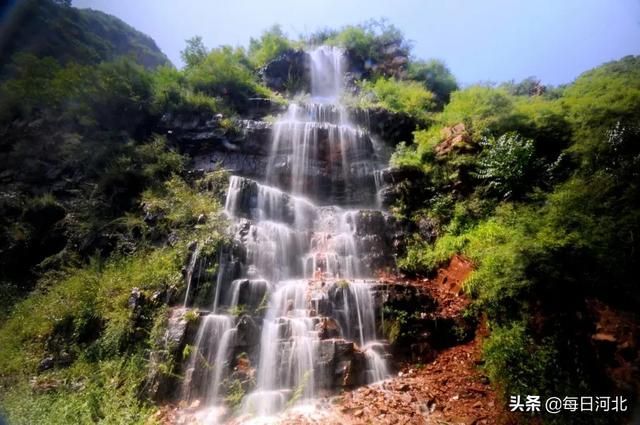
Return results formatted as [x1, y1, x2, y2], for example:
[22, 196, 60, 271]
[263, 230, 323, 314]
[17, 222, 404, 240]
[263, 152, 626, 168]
[315, 338, 367, 389]
[37, 356, 55, 372]
[235, 315, 261, 348]
[260, 50, 309, 93]
[365, 107, 417, 145]
[316, 317, 341, 339]
[146, 308, 200, 401]
[435, 123, 475, 157]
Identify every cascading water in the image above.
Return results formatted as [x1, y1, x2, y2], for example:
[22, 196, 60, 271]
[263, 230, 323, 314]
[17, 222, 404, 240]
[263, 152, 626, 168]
[182, 45, 391, 422]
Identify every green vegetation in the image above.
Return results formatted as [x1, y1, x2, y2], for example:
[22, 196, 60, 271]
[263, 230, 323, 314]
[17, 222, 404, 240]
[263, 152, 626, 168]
[223, 378, 246, 410]
[0, 247, 183, 424]
[381, 306, 422, 344]
[0, 0, 169, 72]
[185, 46, 275, 113]
[248, 25, 298, 68]
[408, 59, 459, 106]
[1, 356, 154, 425]
[392, 56, 640, 423]
[351, 77, 436, 122]
[474, 133, 536, 199]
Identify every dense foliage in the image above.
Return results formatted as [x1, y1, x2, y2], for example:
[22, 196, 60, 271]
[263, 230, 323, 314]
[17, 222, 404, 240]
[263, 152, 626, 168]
[392, 56, 640, 423]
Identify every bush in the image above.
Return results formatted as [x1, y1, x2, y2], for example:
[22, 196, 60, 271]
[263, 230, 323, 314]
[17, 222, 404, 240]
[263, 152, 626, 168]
[483, 323, 558, 395]
[0, 355, 155, 425]
[474, 132, 536, 199]
[439, 85, 517, 138]
[185, 46, 272, 113]
[358, 77, 435, 121]
[563, 55, 640, 163]
[96, 136, 184, 215]
[141, 174, 224, 231]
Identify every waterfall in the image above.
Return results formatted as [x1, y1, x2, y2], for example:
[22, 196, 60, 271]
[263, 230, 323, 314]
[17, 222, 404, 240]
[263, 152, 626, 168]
[309, 46, 345, 101]
[182, 46, 390, 421]
[183, 244, 201, 308]
[182, 314, 236, 404]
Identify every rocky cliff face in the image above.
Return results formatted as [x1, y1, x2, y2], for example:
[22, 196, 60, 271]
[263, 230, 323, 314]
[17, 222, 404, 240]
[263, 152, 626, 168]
[158, 49, 418, 179]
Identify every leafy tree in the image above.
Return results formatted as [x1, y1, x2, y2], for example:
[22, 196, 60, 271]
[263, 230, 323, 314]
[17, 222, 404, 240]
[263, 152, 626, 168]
[180, 36, 208, 68]
[248, 25, 294, 67]
[474, 133, 536, 199]
[408, 59, 458, 105]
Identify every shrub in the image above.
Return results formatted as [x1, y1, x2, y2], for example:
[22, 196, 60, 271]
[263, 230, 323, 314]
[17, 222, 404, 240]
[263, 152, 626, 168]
[185, 46, 272, 112]
[141, 175, 224, 233]
[483, 323, 558, 395]
[439, 85, 517, 138]
[359, 77, 435, 121]
[474, 132, 536, 199]
[407, 59, 458, 106]
[562, 55, 640, 163]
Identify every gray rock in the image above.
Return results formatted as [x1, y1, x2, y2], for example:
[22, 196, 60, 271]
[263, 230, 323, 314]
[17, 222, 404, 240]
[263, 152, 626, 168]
[145, 308, 199, 401]
[235, 315, 261, 348]
[38, 356, 55, 372]
[260, 50, 309, 93]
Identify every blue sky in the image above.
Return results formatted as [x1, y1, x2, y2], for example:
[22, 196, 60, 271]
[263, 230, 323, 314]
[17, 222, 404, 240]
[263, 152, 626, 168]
[73, 0, 640, 86]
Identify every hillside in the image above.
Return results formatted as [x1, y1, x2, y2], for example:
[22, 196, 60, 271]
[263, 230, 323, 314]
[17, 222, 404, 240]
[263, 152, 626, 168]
[0, 10, 638, 425]
[0, 0, 170, 72]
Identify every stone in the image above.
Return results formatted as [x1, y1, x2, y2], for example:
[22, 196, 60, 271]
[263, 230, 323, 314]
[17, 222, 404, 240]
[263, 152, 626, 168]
[315, 339, 367, 389]
[145, 308, 199, 401]
[316, 317, 341, 339]
[435, 123, 475, 157]
[260, 50, 309, 93]
[235, 315, 261, 348]
[366, 108, 418, 144]
[592, 332, 616, 342]
[128, 287, 143, 310]
[38, 356, 55, 372]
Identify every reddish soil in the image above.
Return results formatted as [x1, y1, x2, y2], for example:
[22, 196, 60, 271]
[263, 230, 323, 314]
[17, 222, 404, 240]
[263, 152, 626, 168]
[314, 336, 507, 425]
[586, 298, 640, 397]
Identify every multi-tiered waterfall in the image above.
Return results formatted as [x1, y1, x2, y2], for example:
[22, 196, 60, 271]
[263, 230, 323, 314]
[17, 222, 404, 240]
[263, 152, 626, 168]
[181, 46, 391, 423]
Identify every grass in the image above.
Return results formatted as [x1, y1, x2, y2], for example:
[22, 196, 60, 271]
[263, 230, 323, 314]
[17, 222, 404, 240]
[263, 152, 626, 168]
[0, 355, 157, 425]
